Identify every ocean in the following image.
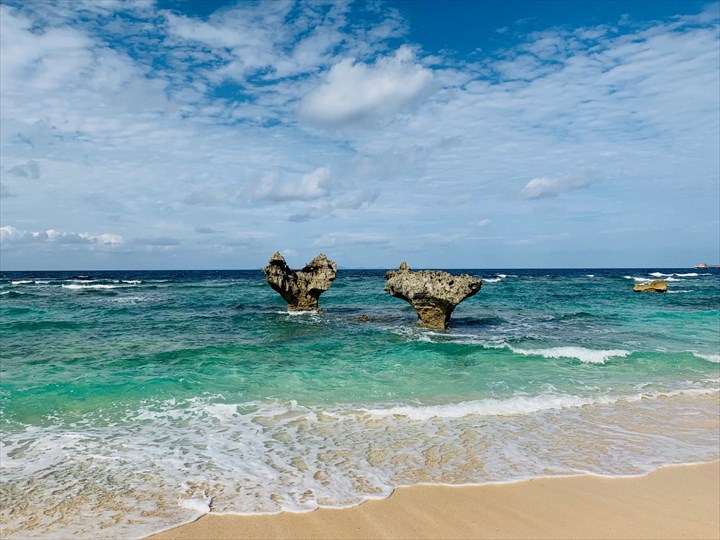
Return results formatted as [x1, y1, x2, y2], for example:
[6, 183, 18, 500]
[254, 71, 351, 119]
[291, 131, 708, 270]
[1, 268, 718, 538]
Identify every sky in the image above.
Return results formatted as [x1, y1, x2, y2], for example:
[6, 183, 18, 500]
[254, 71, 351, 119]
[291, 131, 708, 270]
[0, 0, 718, 270]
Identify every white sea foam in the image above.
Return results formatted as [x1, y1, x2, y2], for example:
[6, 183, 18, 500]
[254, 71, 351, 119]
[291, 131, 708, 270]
[484, 274, 508, 283]
[586, 274, 595, 278]
[509, 345, 631, 364]
[691, 352, 720, 363]
[650, 272, 703, 278]
[11, 280, 32, 285]
[2, 387, 718, 540]
[62, 283, 136, 290]
[362, 394, 615, 419]
[361, 388, 718, 420]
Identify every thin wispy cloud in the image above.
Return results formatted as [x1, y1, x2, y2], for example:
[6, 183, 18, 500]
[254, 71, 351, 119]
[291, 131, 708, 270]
[520, 175, 593, 199]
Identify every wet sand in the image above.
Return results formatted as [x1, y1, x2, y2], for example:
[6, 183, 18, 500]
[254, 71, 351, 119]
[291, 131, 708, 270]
[148, 460, 720, 540]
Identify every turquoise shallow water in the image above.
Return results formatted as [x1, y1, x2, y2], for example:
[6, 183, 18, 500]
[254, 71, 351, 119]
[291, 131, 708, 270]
[1, 268, 719, 538]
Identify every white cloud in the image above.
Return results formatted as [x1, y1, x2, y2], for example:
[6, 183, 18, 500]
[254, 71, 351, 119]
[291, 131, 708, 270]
[520, 175, 593, 199]
[299, 46, 433, 126]
[254, 167, 333, 202]
[312, 232, 391, 249]
[0, 2, 717, 269]
[0, 225, 123, 247]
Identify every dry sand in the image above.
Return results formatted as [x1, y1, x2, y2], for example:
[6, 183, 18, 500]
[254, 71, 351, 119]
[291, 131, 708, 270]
[148, 460, 720, 540]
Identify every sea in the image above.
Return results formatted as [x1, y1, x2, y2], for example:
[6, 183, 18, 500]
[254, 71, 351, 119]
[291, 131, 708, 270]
[1, 268, 718, 539]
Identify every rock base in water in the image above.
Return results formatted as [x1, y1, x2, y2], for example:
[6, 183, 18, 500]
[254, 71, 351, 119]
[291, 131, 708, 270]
[384, 262, 482, 329]
[633, 279, 668, 293]
[262, 252, 337, 311]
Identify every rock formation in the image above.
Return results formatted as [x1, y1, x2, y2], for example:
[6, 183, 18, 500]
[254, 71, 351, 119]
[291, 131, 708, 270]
[633, 279, 668, 293]
[262, 252, 337, 311]
[384, 262, 482, 329]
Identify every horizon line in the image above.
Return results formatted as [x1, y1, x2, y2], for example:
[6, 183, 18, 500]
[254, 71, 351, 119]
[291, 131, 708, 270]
[1, 266, 716, 272]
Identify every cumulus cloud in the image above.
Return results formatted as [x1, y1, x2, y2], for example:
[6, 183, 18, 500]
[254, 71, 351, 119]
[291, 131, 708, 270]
[520, 175, 593, 199]
[299, 46, 433, 126]
[0, 225, 123, 247]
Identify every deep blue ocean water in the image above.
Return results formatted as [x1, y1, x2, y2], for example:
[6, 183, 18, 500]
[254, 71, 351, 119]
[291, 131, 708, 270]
[1, 268, 718, 538]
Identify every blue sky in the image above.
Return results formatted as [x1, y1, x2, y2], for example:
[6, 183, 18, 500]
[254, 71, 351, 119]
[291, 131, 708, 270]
[0, 0, 718, 270]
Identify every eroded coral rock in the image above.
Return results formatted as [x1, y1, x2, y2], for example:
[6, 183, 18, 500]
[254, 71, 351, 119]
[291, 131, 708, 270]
[384, 262, 482, 329]
[633, 279, 668, 293]
[262, 252, 337, 311]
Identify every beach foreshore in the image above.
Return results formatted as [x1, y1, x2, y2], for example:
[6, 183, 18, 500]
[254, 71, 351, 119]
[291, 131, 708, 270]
[147, 460, 720, 540]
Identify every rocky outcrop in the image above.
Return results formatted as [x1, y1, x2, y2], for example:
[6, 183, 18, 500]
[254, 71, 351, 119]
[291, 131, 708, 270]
[384, 262, 482, 329]
[262, 252, 337, 311]
[633, 279, 668, 293]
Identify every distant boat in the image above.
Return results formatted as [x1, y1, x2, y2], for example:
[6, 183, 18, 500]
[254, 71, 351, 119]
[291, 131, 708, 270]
[695, 262, 710, 269]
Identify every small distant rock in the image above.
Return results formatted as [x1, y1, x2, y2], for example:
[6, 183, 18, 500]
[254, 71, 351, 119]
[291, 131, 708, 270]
[359, 314, 370, 322]
[262, 252, 337, 311]
[633, 279, 668, 293]
[384, 262, 482, 329]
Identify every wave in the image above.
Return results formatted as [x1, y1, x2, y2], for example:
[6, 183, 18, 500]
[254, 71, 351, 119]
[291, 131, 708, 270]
[690, 352, 720, 363]
[508, 345, 631, 364]
[62, 284, 134, 290]
[484, 273, 508, 283]
[361, 388, 718, 420]
[586, 274, 595, 278]
[649, 272, 707, 278]
[627, 276, 683, 283]
[1, 290, 25, 297]
[625, 276, 649, 282]
[2, 386, 718, 540]
[10, 280, 32, 285]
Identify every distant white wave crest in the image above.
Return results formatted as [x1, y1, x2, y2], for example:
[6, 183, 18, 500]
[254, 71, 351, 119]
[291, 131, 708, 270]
[11, 280, 32, 285]
[62, 284, 136, 290]
[627, 276, 682, 283]
[649, 272, 706, 278]
[509, 345, 631, 364]
[483, 274, 509, 283]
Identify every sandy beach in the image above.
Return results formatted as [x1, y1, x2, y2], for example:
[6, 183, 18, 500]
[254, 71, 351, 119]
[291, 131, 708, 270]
[148, 460, 720, 540]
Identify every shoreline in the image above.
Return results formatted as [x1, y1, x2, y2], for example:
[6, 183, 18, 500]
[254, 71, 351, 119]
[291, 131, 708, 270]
[147, 460, 720, 540]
